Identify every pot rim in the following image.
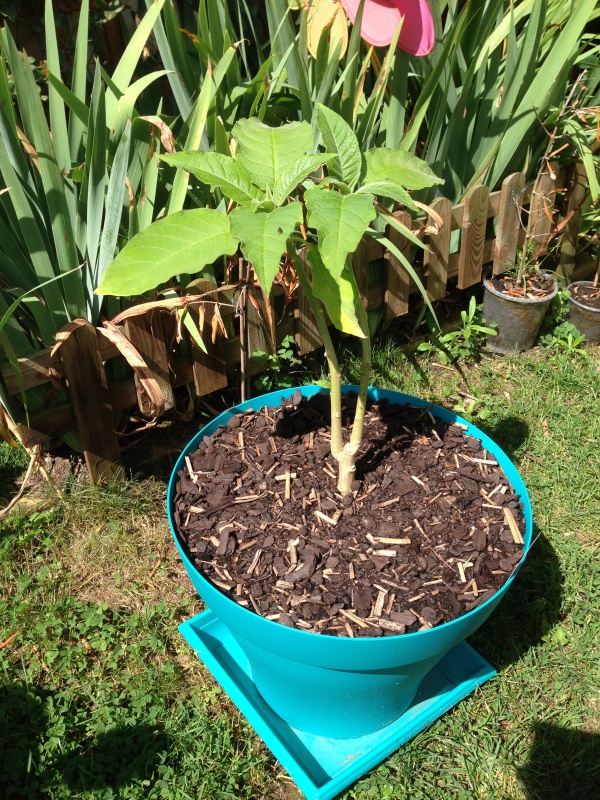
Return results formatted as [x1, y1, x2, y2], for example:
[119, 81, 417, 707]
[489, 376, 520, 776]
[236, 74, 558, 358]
[567, 281, 600, 313]
[167, 385, 533, 644]
[484, 272, 558, 306]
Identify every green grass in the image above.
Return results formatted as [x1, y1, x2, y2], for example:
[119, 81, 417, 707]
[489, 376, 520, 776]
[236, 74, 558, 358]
[1, 342, 599, 799]
[0, 441, 30, 502]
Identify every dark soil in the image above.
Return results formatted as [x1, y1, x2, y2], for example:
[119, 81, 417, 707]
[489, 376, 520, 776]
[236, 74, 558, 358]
[570, 283, 600, 310]
[488, 272, 555, 299]
[173, 393, 526, 638]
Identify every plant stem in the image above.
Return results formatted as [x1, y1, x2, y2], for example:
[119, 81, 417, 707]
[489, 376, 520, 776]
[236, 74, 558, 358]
[286, 244, 343, 458]
[337, 289, 371, 494]
[287, 243, 371, 495]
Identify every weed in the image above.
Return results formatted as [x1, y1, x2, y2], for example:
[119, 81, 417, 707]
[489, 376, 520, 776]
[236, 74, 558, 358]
[252, 335, 310, 393]
[539, 321, 587, 354]
[417, 296, 497, 365]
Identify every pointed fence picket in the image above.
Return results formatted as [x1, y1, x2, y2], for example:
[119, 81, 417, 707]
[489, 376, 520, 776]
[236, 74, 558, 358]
[0, 167, 585, 482]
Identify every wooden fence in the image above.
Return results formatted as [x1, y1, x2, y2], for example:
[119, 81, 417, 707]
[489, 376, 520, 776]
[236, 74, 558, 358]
[0, 164, 585, 483]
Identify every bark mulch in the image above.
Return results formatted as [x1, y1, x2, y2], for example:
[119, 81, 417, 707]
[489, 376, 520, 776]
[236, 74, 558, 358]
[488, 272, 555, 299]
[570, 283, 600, 310]
[173, 392, 526, 638]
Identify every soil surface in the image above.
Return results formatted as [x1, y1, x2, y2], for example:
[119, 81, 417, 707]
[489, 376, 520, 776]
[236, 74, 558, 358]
[173, 393, 526, 638]
[570, 283, 600, 310]
[488, 272, 555, 299]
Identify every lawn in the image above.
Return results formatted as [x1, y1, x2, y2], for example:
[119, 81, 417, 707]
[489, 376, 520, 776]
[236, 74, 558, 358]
[1, 339, 599, 800]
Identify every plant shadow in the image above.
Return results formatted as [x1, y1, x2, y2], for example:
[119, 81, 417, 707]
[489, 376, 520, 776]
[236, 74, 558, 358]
[468, 524, 563, 670]
[476, 414, 530, 461]
[517, 722, 600, 799]
[0, 683, 170, 797]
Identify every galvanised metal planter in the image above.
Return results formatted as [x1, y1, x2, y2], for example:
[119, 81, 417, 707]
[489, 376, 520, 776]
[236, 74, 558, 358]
[483, 274, 558, 354]
[168, 386, 532, 799]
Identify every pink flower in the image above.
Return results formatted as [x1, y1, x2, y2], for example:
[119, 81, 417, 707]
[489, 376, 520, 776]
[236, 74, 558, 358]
[340, 0, 435, 55]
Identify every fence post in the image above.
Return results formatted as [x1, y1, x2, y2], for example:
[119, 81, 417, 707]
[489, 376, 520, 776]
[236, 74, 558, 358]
[294, 251, 323, 355]
[528, 160, 559, 258]
[187, 280, 228, 396]
[458, 185, 490, 289]
[558, 163, 587, 284]
[493, 172, 526, 275]
[58, 321, 120, 484]
[124, 311, 175, 415]
[424, 197, 452, 301]
[383, 211, 412, 319]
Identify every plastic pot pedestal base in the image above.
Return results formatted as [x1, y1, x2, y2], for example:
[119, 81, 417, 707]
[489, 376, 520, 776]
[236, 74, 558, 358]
[179, 609, 496, 800]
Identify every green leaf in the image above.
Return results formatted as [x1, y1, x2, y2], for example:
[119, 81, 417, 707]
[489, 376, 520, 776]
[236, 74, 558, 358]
[95, 121, 131, 309]
[368, 229, 439, 328]
[96, 209, 238, 296]
[161, 151, 262, 205]
[364, 148, 443, 191]
[307, 246, 364, 338]
[304, 187, 376, 279]
[167, 43, 240, 214]
[230, 204, 302, 291]
[316, 104, 361, 189]
[357, 182, 417, 211]
[232, 118, 313, 191]
[106, 0, 167, 123]
[272, 153, 335, 207]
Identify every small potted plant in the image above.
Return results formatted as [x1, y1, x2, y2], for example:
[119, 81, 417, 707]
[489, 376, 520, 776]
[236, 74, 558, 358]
[567, 261, 600, 344]
[97, 109, 531, 742]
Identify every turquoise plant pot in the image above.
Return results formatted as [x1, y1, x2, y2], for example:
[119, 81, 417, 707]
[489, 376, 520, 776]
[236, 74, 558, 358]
[167, 386, 532, 739]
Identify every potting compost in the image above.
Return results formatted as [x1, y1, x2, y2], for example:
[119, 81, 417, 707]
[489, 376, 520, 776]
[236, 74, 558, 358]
[174, 392, 525, 638]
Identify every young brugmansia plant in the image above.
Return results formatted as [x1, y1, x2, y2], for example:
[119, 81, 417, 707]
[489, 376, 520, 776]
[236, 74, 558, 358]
[97, 107, 442, 493]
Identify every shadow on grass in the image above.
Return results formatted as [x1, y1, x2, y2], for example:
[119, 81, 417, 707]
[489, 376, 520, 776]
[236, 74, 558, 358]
[0, 683, 170, 798]
[476, 414, 530, 461]
[517, 722, 600, 799]
[469, 525, 563, 670]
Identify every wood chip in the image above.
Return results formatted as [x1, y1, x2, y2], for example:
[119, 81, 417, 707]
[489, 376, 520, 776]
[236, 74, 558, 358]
[339, 608, 370, 628]
[372, 618, 406, 634]
[375, 537, 411, 545]
[503, 506, 524, 544]
[246, 548, 262, 576]
[184, 456, 198, 483]
[314, 509, 338, 526]
[379, 496, 400, 507]
[457, 562, 467, 583]
[373, 590, 386, 617]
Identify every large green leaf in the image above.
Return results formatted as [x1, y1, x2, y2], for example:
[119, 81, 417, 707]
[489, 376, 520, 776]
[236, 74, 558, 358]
[96, 209, 238, 296]
[304, 187, 376, 279]
[230, 203, 302, 291]
[307, 246, 364, 338]
[364, 149, 443, 191]
[161, 151, 263, 205]
[232, 118, 313, 191]
[357, 182, 417, 211]
[272, 153, 335, 206]
[316, 104, 361, 189]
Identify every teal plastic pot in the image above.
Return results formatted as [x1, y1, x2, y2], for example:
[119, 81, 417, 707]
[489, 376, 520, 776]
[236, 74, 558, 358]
[167, 386, 532, 739]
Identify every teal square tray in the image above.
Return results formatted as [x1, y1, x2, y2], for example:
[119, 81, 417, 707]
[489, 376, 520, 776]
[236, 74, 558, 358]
[179, 611, 496, 800]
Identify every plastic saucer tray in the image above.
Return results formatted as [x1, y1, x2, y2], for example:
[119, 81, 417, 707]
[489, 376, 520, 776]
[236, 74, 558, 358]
[179, 609, 496, 800]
